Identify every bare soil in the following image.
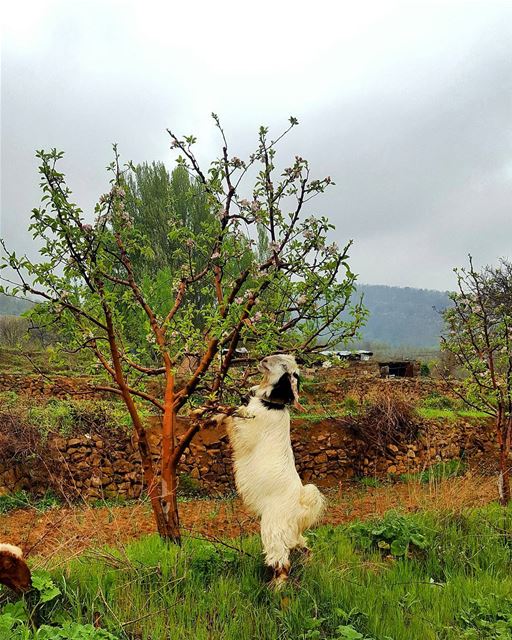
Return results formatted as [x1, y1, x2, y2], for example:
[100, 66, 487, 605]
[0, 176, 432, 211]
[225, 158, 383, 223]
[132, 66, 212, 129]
[0, 475, 497, 569]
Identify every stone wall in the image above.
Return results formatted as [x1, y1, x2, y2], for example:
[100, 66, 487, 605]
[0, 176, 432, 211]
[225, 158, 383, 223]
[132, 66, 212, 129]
[0, 373, 100, 400]
[0, 415, 496, 501]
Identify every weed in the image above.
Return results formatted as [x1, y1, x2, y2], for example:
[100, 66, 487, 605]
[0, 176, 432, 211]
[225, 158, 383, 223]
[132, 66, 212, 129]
[400, 460, 467, 484]
[178, 472, 205, 498]
[358, 477, 383, 488]
[349, 511, 429, 556]
[456, 594, 512, 638]
[0, 490, 62, 514]
[3, 503, 512, 639]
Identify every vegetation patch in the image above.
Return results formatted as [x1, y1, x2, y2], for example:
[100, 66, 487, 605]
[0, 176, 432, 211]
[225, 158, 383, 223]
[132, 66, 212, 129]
[2, 505, 511, 639]
[0, 490, 62, 515]
[348, 511, 429, 557]
[399, 460, 467, 484]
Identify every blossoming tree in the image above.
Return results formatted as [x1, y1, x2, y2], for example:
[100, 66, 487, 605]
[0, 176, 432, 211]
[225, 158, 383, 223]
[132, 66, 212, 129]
[442, 257, 512, 505]
[1, 117, 366, 541]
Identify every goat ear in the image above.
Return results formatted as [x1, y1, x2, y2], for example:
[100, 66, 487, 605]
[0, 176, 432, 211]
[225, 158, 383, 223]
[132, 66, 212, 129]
[289, 373, 306, 412]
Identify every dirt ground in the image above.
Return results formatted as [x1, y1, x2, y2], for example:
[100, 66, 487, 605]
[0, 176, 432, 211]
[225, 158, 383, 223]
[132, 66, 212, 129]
[0, 474, 498, 569]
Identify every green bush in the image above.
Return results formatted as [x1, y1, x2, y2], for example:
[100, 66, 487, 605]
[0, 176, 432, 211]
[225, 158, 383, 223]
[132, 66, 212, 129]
[457, 594, 512, 639]
[358, 477, 383, 488]
[422, 392, 455, 410]
[343, 396, 359, 416]
[0, 570, 120, 639]
[0, 491, 28, 514]
[349, 511, 429, 557]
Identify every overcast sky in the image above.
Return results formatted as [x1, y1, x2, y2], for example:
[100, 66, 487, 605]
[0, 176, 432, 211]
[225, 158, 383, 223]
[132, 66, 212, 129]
[2, 0, 512, 290]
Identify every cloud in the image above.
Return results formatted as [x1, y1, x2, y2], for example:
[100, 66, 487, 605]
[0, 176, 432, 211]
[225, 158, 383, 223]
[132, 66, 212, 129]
[2, 0, 511, 290]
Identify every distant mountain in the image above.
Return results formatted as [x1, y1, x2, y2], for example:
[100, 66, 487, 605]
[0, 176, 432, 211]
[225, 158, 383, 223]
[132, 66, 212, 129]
[353, 284, 452, 349]
[0, 286, 449, 349]
[0, 294, 34, 316]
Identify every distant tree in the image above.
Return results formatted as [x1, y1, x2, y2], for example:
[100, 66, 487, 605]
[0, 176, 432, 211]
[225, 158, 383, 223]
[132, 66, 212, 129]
[442, 257, 512, 505]
[0, 316, 29, 347]
[0, 116, 365, 542]
[124, 162, 212, 275]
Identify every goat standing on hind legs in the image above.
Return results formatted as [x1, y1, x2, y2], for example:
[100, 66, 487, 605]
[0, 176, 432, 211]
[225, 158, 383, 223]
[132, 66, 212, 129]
[223, 354, 325, 588]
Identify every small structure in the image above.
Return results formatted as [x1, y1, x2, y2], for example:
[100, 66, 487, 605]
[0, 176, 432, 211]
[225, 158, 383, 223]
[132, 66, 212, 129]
[378, 360, 420, 378]
[319, 350, 373, 362]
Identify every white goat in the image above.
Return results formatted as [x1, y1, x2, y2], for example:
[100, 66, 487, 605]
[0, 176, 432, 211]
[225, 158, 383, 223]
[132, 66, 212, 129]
[225, 354, 325, 586]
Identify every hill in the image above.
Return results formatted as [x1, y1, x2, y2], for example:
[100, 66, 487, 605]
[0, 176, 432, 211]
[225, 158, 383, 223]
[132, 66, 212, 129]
[0, 294, 34, 316]
[353, 284, 451, 349]
[0, 286, 450, 349]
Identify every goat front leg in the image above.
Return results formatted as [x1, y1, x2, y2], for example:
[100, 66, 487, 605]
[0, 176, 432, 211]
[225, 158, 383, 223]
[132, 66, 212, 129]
[260, 513, 292, 589]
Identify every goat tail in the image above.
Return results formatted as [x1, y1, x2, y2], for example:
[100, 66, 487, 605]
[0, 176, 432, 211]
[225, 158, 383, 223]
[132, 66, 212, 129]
[298, 483, 325, 530]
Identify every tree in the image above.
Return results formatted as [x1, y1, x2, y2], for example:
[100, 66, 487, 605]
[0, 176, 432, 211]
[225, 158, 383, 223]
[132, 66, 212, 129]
[0, 116, 366, 542]
[442, 256, 512, 505]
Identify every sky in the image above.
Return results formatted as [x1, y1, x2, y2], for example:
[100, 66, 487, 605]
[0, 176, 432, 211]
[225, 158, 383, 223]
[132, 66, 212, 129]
[2, 0, 512, 291]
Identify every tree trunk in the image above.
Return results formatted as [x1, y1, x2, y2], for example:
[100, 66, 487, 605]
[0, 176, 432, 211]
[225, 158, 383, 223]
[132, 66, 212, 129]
[498, 419, 511, 506]
[161, 373, 181, 544]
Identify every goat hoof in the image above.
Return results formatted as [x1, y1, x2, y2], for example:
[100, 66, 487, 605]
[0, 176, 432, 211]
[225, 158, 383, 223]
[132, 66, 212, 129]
[269, 565, 289, 590]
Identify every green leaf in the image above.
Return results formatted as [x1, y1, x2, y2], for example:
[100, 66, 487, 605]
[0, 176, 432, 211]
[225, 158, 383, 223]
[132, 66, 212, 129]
[32, 571, 61, 603]
[390, 539, 409, 556]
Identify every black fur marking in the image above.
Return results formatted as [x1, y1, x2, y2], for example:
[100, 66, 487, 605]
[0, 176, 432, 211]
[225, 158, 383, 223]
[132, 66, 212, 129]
[260, 399, 288, 411]
[267, 373, 295, 406]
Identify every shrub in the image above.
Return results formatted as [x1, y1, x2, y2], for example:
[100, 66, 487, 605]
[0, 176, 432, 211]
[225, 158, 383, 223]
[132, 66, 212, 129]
[0, 570, 120, 638]
[457, 594, 512, 639]
[358, 477, 383, 488]
[0, 491, 28, 514]
[423, 392, 455, 410]
[343, 396, 359, 416]
[178, 472, 205, 498]
[349, 388, 418, 452]
[419, 362, 430, 377]
[349, 511, 429, 557]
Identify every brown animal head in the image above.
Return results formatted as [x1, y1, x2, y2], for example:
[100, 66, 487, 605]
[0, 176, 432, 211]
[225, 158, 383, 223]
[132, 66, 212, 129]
[0, 544, 32, 593]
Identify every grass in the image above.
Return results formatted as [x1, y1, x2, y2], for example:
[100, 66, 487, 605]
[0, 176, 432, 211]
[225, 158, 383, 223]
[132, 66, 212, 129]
[4, 503, 512, 639]
[398, 460, 467, 485]
[0, 490, 62, 514]
[416, 407, 489, 421]
[0, 390, 141, 438]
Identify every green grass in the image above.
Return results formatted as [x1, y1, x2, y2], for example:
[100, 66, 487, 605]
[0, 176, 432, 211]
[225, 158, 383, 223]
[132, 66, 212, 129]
[4, 504, 512, 639]
[0, 391, 141, 438]
[416, 407, 488, 420]
[0, 490, 62, 514]
[399, 460, 467, 485]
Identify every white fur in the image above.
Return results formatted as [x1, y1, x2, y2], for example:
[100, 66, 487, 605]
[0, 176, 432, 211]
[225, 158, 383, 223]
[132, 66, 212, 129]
[0, 543, 23, 558]
[227, 355, 325, 574]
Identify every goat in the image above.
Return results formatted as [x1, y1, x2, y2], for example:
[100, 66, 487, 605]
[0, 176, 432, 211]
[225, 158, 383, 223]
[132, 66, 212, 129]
[224, 354, 325, 586]
[0, 544, 32, 593]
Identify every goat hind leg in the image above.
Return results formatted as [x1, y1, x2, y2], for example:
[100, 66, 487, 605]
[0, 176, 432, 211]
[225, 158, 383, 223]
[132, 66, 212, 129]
[260, 516, 292, 588]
